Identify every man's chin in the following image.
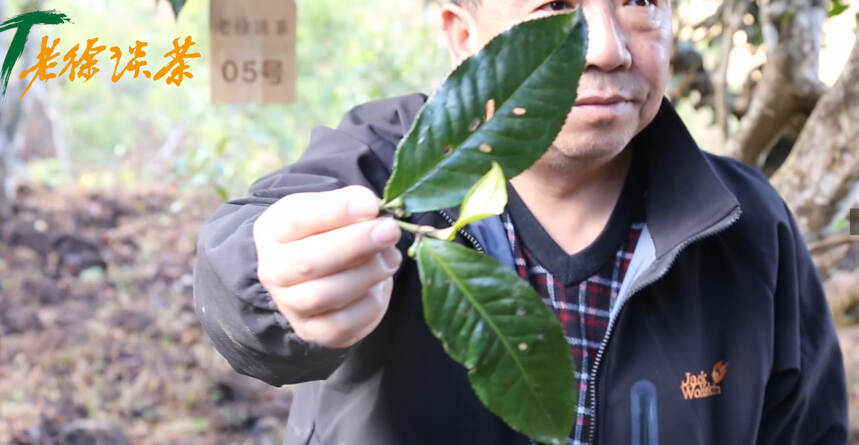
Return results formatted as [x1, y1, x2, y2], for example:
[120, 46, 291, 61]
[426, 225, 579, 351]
[549, 131, 634, 161]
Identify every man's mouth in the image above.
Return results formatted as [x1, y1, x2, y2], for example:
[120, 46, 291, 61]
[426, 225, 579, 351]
[570, 94, 636, 121]
[573, 94, 633, 106]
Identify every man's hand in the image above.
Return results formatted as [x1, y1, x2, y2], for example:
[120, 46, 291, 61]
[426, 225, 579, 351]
[253, 185, 402, 349]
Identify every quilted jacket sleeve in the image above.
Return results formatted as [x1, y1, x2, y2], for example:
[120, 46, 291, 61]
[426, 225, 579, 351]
[192, 94, 424, 386]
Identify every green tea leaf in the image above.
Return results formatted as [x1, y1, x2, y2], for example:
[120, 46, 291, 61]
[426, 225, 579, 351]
[416, 238, 576, 444]
[829, 0, 848, 17]
[168, 0, 187, 19]
[383, 11, 587, 213]
[437, 161, 507, 241]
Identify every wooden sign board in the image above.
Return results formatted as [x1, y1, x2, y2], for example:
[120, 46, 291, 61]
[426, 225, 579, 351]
[209, 0, 296, 104]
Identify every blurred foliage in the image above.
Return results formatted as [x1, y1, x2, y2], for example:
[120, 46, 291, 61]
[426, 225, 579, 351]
[830, 0, 849, 18]
[5, 0, 449, 198]
[166, 0, 188, 19]
[3, 0, 856, 199]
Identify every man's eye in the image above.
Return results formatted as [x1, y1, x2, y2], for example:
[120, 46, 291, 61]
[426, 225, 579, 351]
[538, 1, 575, 12]
[628, 0, 656, 6]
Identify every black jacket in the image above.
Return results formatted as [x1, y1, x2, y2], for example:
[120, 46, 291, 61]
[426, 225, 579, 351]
[193, 93, 848, 445]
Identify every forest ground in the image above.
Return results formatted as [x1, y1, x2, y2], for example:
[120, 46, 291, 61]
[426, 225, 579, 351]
[0, 185, 856, 444]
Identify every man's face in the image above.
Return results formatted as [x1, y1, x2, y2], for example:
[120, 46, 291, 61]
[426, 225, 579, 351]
[442, 0, 673, 162]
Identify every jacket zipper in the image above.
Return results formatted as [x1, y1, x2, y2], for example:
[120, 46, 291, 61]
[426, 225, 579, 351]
[587, 207, 742, 445]
[437, 209, 485, 253]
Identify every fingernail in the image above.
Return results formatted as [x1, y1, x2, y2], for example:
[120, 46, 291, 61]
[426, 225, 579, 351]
[348, 195, 381, 219]
[381, 247, 402, 270]
[371, 218, 400, 246]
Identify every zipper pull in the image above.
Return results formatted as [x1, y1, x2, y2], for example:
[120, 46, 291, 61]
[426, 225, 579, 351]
[630, 379, 659, 445]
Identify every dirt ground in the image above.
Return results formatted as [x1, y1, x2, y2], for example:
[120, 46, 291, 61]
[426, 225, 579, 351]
[0, 185, 290, 444]
[0, 184, 856, 444]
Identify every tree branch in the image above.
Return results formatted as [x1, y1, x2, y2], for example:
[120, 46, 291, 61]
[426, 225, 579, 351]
[723, 0, 829, 167]
[809, 235, 859, 254]
[771, 26, 859, 240]
[714, 0, 746, 139]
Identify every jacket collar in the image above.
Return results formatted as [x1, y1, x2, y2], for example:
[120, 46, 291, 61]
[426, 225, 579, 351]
[441, 97, 741, 259]
[635, 98, 740, 258]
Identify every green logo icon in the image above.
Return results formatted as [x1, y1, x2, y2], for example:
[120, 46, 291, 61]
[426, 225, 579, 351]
[0, 10, 72, 99]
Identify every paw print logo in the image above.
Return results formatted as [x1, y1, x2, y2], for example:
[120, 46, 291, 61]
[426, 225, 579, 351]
[712, 361, 728, 385]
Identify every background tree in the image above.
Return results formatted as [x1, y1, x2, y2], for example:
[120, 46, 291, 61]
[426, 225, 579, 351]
[669, 0, 857, 257]
[0, 0, 69, 219]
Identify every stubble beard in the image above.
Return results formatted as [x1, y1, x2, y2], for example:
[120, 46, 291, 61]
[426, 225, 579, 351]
[536, 125, 635, 173]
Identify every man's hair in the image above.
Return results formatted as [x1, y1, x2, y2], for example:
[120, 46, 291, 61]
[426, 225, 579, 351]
[450, 0, 481, 12]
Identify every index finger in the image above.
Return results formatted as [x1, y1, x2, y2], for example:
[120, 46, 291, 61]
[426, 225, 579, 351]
[258, 185, 383, 244]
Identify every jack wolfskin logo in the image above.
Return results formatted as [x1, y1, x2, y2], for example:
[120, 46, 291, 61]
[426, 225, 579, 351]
[680, 361, 727, 400]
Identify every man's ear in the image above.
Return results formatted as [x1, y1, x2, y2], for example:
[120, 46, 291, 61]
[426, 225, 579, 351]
[441, 3, 479, 68]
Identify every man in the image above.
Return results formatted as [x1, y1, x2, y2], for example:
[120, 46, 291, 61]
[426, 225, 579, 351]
[193, 0, 849, 443]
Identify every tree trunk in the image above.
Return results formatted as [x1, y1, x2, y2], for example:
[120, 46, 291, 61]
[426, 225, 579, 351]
[0, 0, 11, 217]
[714, 0, 746, 139]
[771, 27, 859, 241]
[0, 0, 54, 214]
[723, 0, 829, 167]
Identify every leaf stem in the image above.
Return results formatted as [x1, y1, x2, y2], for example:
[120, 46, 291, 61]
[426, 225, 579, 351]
[407, 234, 423, 258]
[395, 220, 442, 236]
[380, 198, 408, 218]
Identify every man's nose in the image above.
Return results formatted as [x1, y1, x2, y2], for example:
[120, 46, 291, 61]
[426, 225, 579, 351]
[581, 3, 632, 72]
